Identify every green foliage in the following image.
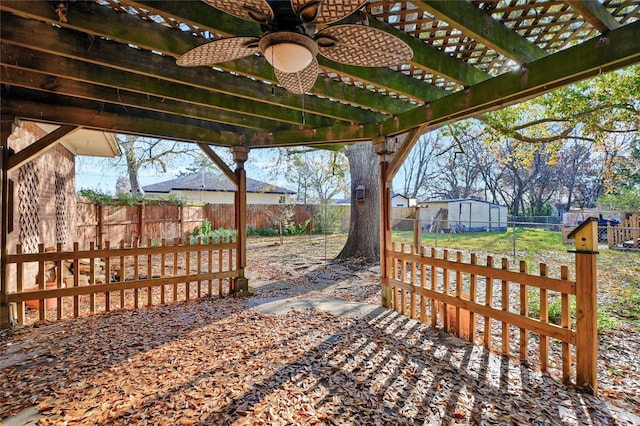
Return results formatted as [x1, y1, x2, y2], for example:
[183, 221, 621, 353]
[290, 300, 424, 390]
[597, 310, 619, 333]
[609, 285, 640, 320]
[529, 203, 553, 217]
[247, 227, 280, 237]
[189, 219, 236, 244]
[167, 193, 185, 206]
[527, 290, 576, 325]
[78, 188, 116, 205]
[286, 219, 310, 236]
[314, 205, 344, 234]
[116, 192, 143, 206]
[598, 187, 640, 212]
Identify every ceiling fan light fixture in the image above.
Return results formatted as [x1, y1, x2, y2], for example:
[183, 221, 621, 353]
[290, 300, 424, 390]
[263, 42, 313, 73]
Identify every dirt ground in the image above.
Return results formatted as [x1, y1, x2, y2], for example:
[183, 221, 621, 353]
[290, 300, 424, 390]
[1, 234, 639, 425]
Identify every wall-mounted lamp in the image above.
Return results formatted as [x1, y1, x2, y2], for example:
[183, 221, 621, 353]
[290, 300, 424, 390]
[355, 185, 366, 203]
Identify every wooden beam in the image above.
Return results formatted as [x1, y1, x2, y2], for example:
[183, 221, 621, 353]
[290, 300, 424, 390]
[385, 125, 428, 182]
[0, 1, 415, 115]
[1, 97, 246, 146]
[0, 13, 386, 123]
[414, 0, 547, 64]
[0, 57, 313, 131]
[0, 115, 14, 328]
[7, 124, 78, 171]
[569, 1, 621, 33]
[197, 143, 237, 186]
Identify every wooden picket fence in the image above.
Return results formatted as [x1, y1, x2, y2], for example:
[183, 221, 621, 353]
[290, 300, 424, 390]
[388, 242, 577, 383]
[6, 238, 238, 325]
[607, 212, 640, 251]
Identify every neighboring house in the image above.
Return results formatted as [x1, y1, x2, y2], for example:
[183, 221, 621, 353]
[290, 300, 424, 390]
[418, 198, 508, 232]
[392, 193, 409, 207]
[142, 171, 295, 205]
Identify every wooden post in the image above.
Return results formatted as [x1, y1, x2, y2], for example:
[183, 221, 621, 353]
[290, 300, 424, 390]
[232, 146, 249, 293]
[1, 116, 14, 328]
[568, 217, 598, 395]
[377, 140, 394, 308]
[413, 206, 422, 250]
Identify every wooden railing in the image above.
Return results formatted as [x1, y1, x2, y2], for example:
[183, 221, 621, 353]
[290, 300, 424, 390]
[385, 224, 599, 394]
[607, 212, 639, 251]
[6, 238, 238, 325]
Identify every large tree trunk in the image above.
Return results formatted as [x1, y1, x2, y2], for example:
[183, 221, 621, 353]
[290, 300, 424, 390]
[121, 135, 145, 196]
[336, 142, 380, 262]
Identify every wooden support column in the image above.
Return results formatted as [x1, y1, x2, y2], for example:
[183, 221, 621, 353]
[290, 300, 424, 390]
[232, 146, 249, 293]
[376, 138, 395, 308]
[568, 217, 599, 395]
[1, 115, 15, 328]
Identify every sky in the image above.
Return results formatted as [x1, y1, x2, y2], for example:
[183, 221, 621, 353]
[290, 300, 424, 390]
[74, 141, 405, 199]
[74, 147, 297, 195]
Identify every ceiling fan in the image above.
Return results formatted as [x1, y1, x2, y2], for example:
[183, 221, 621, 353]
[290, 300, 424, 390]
[177, 0, 413, 94]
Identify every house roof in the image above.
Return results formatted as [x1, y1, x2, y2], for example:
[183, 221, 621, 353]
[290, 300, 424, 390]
[1, 1, 638, 154]
[143, 171, 295, 195]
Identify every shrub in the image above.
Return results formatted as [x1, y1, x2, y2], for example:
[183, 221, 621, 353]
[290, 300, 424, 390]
[78, 188, 115, 205]
[189, 219, 236, 244]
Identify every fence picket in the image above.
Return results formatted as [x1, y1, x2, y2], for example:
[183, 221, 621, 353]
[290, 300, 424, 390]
[38, 244, 45, 321]
[442, 249, 450, 332]
[419, 246, 426, 323]
[147, 238, 153, 307]
[160, 239, 166, 304]
[119, 240, 126, 309]
[73, 242, 80, 318]
[89, 241, 96, 314]
[484, 256, 494, 349]
[105, 241, 111, 312]
[455, 251, 463, 337]
[469, 253, 477, 342]
[519, 260, 528, 361]
[501, 258, 509, 355]
[173, 238, 179, 302]
[540, 263, 549, 372]
[561, 265, 571, 383]
[16, 245, 25, 325]
[410, 245, 416, 319]
[430, 248, 437, 328]
[56, 242, 63, 320]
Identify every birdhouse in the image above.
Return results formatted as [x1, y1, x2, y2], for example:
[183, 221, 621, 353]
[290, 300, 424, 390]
[567, 217, 598, 252]
[355, 185, 366, 203]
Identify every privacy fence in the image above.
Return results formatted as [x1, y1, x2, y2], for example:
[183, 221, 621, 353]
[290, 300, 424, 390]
[384, 219, 599, 394]
[76, 202, 321, 248]
[6, 237, 238, 326]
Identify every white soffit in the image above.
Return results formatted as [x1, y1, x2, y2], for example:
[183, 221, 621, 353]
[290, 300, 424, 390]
[33, 123, 121, 158]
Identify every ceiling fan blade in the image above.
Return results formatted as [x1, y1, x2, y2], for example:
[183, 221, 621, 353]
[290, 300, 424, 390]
[316, 24, 413, 67]
[203, 0, 274, 24]
[274, 58, 319, 94]
[291, 0, 367, 25]
[177, 37, 260, 67]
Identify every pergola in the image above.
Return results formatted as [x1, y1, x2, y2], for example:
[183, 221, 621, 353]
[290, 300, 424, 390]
[1, 0, 639, 332]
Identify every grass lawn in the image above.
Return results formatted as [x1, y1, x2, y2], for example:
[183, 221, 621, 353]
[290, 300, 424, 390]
[392, 227, 568, 252]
